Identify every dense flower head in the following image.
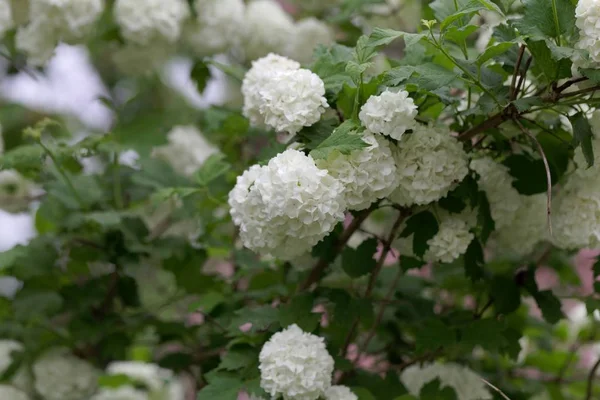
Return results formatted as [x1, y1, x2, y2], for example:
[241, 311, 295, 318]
[400, 362, 492, 400]
[153, 125, 218, 177]
[0, 385, 30, 400]
[359, 90, 418, 140]
[15, 20, 56, 65]
[28, 0, 104, 40]
[114, 0, 190, 46]
[32, 349, 99, 400]
[316, 132, 399, 210]
[0, 340, 22, 374]
[228, 149, 346, 260]
[287, 18, 334, 64]
[390, 125, 469, 206]
[185, 0, 245, 57]
[242, 54, 328, 134]
[0, 0, 13, 38]
[259, 324, 334, 400]
[288, 0, 340, 12]
[470, 157, 520, 229]
[324, 385, 358, 400]
[576, 0, 600, 63]
[243, 0, 294, 61]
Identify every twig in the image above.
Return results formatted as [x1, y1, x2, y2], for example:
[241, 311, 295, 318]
[475, 298, 493, 319]
[556, 76, 588, 93]
[458, 112, 509, 142]
[514, 118, 553, 236]
[559, 84, 600, 99]
[515, 56, 532, 98]
[148, 214, 174, 241]
[510, 45, 526, 101]
[481, 378, 512, 400]
[586, 358, 600, 400]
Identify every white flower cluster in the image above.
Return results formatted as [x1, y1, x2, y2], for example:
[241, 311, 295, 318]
[242, 54, 328, 135]
[316, 133, 399, 210]
[576, 0, 600, 64]
[185, 0, 245, 57]
[288, 17, 334, 64]
[228, 149, 345, 260]
[152, 125, 219, 177]
[0, 0, 13, 38]
[400, 362, 492, 400]
[0, 340, 22, 374]
[288, 0, 340, 12]
[359, 90, 418, 141]
[390, 125, 469, 206]
[32, 349, 99, 400]
[0, 385, 30, 400]
[259, 324, 335, 400]
[0, 170, 35, 213]
[16, 0, 104, 65]
[91, 361, 185, 400]
[325, 385, 358, 400]
[114, 0, 189, 46]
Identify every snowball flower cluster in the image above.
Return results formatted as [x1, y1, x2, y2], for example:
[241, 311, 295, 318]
[317, 133, 398, 210]
[243, 0, 295, 61]
[259, 324, 334, 400]
[153, 125, 218, 177]
[0, 0, 13, 38]
[114, 0, 189, 46]
[287, 18, 334, 64]
[32, 349, 99, 400]
[0, 385, 30, 400]
[288, 0, 340, 12]
[242, 54, 328, 135]
[400, 362, 492, 400]
[390, 125, 469, 206]
[229, 149, 345, 260]
[359, 90, 418, 140]
[325, 385, 358, 400]
[185, 0, 245, 57]
[92, 361, 185, 400]
[576, 0, 600, 63]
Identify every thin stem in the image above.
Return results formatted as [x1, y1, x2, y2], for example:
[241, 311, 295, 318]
[39, 141, 85, 208]
[556, 76, 588, 93]
[481, 378, 512, 400]
[586, 358, 600, 400]
[112, 152, 124, 209]
[559, 85, 600, 99]
[551, 0, 562, 46]
[510, 45, 526, 101]
[515, 56, 533, 98]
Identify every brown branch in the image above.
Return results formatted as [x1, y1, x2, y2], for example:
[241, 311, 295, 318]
[556, 76, 588, 93]
[510, 45, 526, 101]
[481, 378, 512, 400]
[514, 118, 553, 236]
[299, 208, 374, 291]
[458, 112, 509, 142]
[559, 84, 600, 99]
[515, 56, 532, 98]
[586, 358, 600, 400]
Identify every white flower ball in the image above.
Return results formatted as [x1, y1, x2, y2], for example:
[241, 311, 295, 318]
[10, 0, 28, 24]
[495, 193, 548, 257]
[242, 54, 328, 134]
[287, 0, 340, 12]
[0, 0, 13, 38]
[15, 20, 58, 66]
[390, 125, 469, 206]
[228, 149, 346, 260]
[243, 0, 294, 61]
[259, 324, 334, 400]
[114, 0, 190, 46]
[325, 385, 358, 400]
[185, 0, 245, 57]
[287, 18, 334, 64]
[0, 340, 22, 374]
[32, 349, 99, 400]
[359, 90, 418, 140]
[470, 157, 520, 229]
[28, 0, 104, 41]
[576, 0, 600, 63]
[0, 385, 30, 400]
[400, 362, 492, 400]
[316, 132, 399, 210]
[153, 125, 219, 177]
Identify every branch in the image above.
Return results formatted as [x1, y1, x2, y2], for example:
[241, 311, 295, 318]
[510, 45, 526, 101]
[559, 84, 600, 99]
[481, 378, 512, 400]
[514, 118, 553, 236]
[458, 112, 509, 142]
[299, 208, 374, 291]
[586, 358, 600, 400]
[556, 76, 588, 93]
[515, 56, 532, 99]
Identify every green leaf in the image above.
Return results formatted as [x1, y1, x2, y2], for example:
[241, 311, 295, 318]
[527, 40, 572, 81]
[400, 255, 424, 272]
[310, 44, 354, 96]
[410, 63, 459, 91]
[503, 154, 552, 195]
[342, 238, 378, 278]
[441, 0, 503, 31]
[570, 112, 595, 168]
[229, 306, 280, 334]
[297, 119, 339, 150]
[461, 319, 506, 350]
[383, 66, 416, 87]
[400, 211, 439, 258]
[420, 379, 458, 400]
[13, 291, 63, 320]
[476, 191, 495, 243]
[195, 153, 231, 186]
[190, 61, 211, 93]
[366, 28, 426, 48]
[278, 294, 320, 333]
[218, 345, 259, 372]
[490, 275, 521, 314]
[415, 319, 455, 352]
[197, 375, 244, 400]
[514, 0, 575, 39]
[464, 239, 484, 281]
[523, 269, 565, 324]
[476, 42, 514, 66]
[310, 121, 368, 160]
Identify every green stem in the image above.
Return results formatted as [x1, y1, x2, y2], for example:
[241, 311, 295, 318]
[551, 0, 562, 46]
[112, 152, 124, 209]
[39, 141, 85, 208]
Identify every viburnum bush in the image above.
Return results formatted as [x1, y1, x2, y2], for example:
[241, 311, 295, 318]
[2, 0, 600, 399]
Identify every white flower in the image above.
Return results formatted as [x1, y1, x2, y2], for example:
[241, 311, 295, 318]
[259, 324, 334, 400]
[15, 20, 58, 66]
[243, 0, 294, 61]
[153, 125, 218, 176]
[0, 385, 30, 400]
[0, 0, 13, 38]
[28, 0, 104, 41]
[495, 193, 548, 257]
[114, 0, 190, 46]
[97, 361, 185, 400]
[10, 0, 28, 24]
[228, 149, 345, 260]
[242, 54, 328, 134]
[287, 0, 339, 12]
[32, 349, 99, 400]
[470, 157, 520, 230]
[576, 0, 600, 63]
[359, 90, 418, 141]
[552, 175, 600, 249]
[0, 340, 22, 374]
[390, 125, 469, 206]
[400, 362, 492, 400]
[324, 385, 358, 400]
[286, 18, 333, 64]
[316, 132, 399, 210]
[362, 0, 422, 34]
[185, 0, 245, 57]
[0, 170, 34, 213]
